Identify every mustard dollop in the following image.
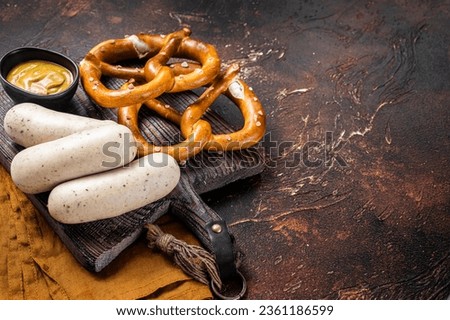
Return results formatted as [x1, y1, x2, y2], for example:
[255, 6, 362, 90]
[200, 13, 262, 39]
[7, 60, 73, 95]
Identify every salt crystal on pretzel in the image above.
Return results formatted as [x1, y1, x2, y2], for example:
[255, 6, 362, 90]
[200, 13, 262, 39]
[126, 35, 150, 58]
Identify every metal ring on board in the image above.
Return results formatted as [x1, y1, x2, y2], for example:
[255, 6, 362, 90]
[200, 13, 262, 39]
[210, 270, 247, 300]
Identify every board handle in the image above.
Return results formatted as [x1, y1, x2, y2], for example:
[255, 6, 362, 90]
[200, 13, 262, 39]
[169, 173, 246, 299]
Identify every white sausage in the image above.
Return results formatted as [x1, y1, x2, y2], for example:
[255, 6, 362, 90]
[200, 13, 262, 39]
[4, 102, 116, 147]
[10, 124, 137, 194]
[48, 153, 180, 224]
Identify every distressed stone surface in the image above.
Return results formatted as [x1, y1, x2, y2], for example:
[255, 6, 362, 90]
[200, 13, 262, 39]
[0, 0, 449, 299]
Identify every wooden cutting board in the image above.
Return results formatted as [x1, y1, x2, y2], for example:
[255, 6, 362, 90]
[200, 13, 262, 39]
[0, 84, 265, 274]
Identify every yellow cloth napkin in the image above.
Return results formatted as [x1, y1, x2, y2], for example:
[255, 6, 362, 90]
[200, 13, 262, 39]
[0, 165, 212, 300]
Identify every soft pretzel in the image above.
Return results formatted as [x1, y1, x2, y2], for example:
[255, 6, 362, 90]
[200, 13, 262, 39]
[117, 63, 266, 161]
[80, 28, 266, 162]
[117, 82, 212, 160]
[182, 64, 266, 152]
[79, 28, 221, 107]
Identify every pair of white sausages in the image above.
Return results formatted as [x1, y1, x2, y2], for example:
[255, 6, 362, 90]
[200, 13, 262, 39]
[4, 103, 180, 224]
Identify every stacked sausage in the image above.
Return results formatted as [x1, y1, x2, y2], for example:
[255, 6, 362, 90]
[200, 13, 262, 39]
[4, 103, 180, 224]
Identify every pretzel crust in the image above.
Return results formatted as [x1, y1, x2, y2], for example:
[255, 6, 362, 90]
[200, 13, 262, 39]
[80, 28, 266, 162]
[117, 63, 266, 161]
[79, 28, 221, 107]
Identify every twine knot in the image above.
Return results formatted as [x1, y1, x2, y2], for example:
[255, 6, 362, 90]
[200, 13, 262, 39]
[146, 223, 222, 290]
[154, 233, 176, 255]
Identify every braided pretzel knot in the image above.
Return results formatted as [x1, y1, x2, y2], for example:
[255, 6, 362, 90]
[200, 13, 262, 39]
[80, 28, 266, 162]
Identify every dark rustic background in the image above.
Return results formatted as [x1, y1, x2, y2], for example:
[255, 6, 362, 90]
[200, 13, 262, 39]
[0, 0, 449, 299]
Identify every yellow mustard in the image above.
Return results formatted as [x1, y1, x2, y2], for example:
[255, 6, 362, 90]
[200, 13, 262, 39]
[7, 60, 73, 95]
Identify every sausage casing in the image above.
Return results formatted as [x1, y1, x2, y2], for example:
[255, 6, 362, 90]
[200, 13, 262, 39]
[11, 124, 137, 194]
[48, 153, 180, 224]
[4, 102, 116, 147]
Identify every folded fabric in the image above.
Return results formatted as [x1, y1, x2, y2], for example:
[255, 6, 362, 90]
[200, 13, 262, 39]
[0, 165, 212, 300]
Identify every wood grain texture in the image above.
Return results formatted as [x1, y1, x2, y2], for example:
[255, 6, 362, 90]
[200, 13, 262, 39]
[0, 0, 448, 299]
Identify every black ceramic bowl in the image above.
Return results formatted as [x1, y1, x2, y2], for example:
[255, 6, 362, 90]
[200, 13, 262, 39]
[0, 47, 79, 110]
